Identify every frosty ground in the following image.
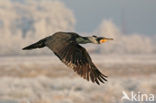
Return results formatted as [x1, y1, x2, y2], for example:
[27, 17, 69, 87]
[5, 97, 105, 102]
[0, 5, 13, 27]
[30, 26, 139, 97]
[0, 54, 156, 103]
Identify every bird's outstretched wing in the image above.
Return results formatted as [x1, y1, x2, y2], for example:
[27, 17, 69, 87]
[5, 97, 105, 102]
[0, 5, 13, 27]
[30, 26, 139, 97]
[52, 42, 107, 85]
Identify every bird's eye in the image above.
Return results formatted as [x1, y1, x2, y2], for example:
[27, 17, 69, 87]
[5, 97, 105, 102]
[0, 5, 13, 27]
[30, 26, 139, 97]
[92, 35, 97, 37]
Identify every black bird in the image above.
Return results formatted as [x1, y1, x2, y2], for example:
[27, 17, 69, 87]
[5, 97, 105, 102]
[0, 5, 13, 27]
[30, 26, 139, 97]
[23, 32, 113, 85]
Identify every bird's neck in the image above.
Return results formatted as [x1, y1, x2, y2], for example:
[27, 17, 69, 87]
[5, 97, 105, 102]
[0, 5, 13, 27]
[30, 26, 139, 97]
[76, 36, 97, 44]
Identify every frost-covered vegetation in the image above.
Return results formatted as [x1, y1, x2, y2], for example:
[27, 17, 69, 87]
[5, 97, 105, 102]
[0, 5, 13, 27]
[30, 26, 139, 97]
[0, 1, 155, 103]
[0, 76, 155, 103]
[0, 55, 156, 103]
[96, 20, 155, 54]
[0, 0, 155, 56]
[0, 0, 75, 55]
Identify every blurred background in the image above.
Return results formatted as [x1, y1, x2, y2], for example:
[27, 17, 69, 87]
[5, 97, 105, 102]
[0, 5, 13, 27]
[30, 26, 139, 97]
[0, 0, 156, 103]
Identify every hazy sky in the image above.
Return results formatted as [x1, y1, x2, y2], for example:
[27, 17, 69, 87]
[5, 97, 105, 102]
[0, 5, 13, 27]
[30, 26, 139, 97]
[61, 0, 156, 35]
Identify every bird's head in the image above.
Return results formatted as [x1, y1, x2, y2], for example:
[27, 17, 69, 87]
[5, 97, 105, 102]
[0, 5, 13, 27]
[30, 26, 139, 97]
[88, 35, 114, 44]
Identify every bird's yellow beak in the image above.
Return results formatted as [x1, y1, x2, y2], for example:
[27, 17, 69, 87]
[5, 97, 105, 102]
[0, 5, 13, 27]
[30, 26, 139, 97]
[100, 38, 113, 43]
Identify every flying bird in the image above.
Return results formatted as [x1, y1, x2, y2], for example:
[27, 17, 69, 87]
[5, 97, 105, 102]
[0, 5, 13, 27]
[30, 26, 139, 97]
[23, 32, 113, 85]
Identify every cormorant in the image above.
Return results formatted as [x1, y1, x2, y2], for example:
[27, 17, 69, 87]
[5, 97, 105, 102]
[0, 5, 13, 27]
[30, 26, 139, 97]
[23, 32, 113, 85]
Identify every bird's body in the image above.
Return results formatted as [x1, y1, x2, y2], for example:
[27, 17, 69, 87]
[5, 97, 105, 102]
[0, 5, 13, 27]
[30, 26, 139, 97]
[46, 32, 79, 53]
[23, 32, 113, 85]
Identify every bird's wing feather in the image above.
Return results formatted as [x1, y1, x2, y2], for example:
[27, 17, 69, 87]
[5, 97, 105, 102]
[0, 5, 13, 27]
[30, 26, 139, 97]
[53, 42, 107, 85]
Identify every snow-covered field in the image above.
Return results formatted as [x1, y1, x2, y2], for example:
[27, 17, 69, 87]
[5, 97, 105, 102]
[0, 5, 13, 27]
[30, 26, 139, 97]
[0, 55, 156, 103]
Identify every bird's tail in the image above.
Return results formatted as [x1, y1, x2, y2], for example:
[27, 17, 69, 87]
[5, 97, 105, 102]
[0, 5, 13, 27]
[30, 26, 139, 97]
[22, 38, 47, 50]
